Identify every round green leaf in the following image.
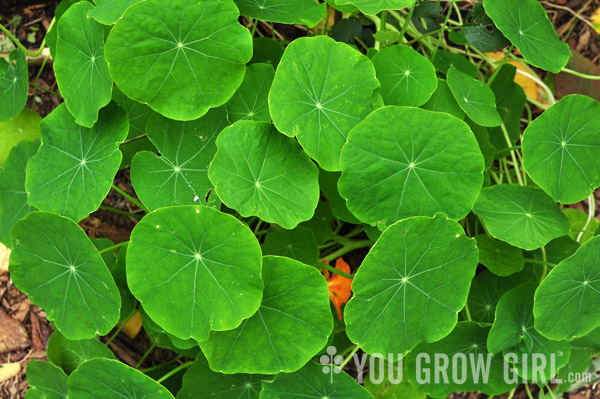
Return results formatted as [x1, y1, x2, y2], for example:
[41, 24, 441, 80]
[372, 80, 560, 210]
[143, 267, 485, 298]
[88, 0, 144, 24]
[105, 0, 252, 121]
[269, 35, 382, 171]
[47, 330, 116, 374]
[333, 0, 411, 15]
[226, 63, 275, 123]
[0, 49, 28, 122]
[26, 360, 68, 399]
[234, 0, 326, 27]
[68, 358, 175, 399]
[522, 95, 600, 204]
[372, 45, 437, 107]
[208, 121, 319, 229]
[472, 185, 570, 250]
[475, 234, 524, 276]
[260, 362, 373, 399]
[421, 78, 465, 120]
[339, 106, 484, 227]
[127, 205, 263, 342]
[25, 103, 128, 222]
[447, 67, 502, 127]
[344, 214, 479, 355]
[54, 1, 112, 127]
[0, 139, 39, 246]
[483, 0, 571, 73]
[9, 212, 121, 339]
[488, 283, 570, 380]
[0, 109, 41, 165]
[262, 226, 319, 266]
[534, 236, 600, 340]
[131, 108, 228, 211]
[200, 256, 333, 374]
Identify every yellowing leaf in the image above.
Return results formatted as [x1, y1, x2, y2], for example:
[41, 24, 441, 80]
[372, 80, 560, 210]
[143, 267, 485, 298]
[323, 258, 353, 320]
[487, 51, 540, 102]
[592, 8, 600, 34]
[0, 243, 9, 274]
[121, 311, 142, 339]
[0, 362, 20, 383]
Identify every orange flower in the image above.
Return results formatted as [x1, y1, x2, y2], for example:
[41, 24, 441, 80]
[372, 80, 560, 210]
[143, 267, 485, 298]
[323, 258, 353, 320]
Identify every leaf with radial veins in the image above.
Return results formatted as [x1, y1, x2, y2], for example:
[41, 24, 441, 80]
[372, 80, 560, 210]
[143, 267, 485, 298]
[226, 63, 274, 123]
[372, 45, 437, 107]
[483, 0, 571, 73]
[262, 227, 319, 266]
[475, 234, 524, 276]
[269, 36, 382, 171]
[0, 109, 41, 165]
[105, 0, 252, 121]
[112, 86, 155, 140]
[260, 362, 373, 399]
[54, 2, 112, 127]
[68, 358, 175, 399]
[46, 330, 115, 374]
[200, 256, 333, 374]
[522, 95, 600, 204]
[0, 49, 28, 122]
[333, 0, 411, 15]
[87, 0, 143, 24]
[127, 206, 263, 342]
[472, 185, 570, 250]
[209, 121, 320, 229]
[25, 103, 128, 222]
[534, 236, 600, 340]
[447, 68, 502, 127]
[339, 106, 484, 228]
[234, 0, 326, 27]
[131, 108, 227, 211]
[9, 212, 120, 339]
[344, 214, 479, 356]
[0, 140, 39, 247]
[26, 360, 68, 399]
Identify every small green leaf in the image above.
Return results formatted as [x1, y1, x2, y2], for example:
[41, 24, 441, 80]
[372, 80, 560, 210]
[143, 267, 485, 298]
[140, 307, 199, 357]
[475, 234, 524, 276]
[372, 31, 401, 47]
[473, 185, 570, 250]
[46, 330, 115, 374]
[131, 108, 227, 211]
[431, 51, 478, 78]
[0, 109, 41, 165]
[105, 0, 252, 121]
[344, 214, 479, 355]
[25, 360, 68, 399]
[0, 49, 28, 122]
[269, 36, 382, 171]
[68, 358, 175, 399]
[522, 95, 600, 204]
[333, 0, 411, 15]
[54, 2, 112, 127]
[234, 0, 326, 28]
[262, 227, 319, 266]
[421, 79, 465, 120]
[209, 121, 319, 229]
[260, 361, 373, 398]
[483, 0, 571, 73]
[25, 103, 128, 222]
[127, 205, 263, 342]
[534, 236, 600, 340]
[226, 63, 275, 123]
[200, 256, 332, 374]
[339, 106, 484, 227]
[87, 0, 143, 24]
[447, 67, 502, 127]
[250, 37, 284, 67]
[9, 212, 121, 339]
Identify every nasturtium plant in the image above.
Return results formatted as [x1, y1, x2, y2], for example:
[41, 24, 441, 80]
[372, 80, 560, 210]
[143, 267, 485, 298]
[3, 0, 600, 397]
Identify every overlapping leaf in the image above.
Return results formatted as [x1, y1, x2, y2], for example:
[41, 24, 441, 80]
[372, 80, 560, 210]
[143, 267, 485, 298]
[332, 0, 411, 15]
[25, 360, 68, 399]
[421, 79, 465, 120]
[0, 109, 41, 165]
[262, 226, 319, 266]
[234, 0, 326, 28]
[88, 0, 143, 24]
[0, 50, 28, 122]
[226, 63, 274, 123]
[475, 234, 524, 276]
[46, 330, 115, 374]
[447, 67, 502, 127]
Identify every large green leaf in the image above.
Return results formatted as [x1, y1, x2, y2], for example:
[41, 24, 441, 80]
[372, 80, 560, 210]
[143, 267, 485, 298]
[487, 283, 570, 380]
[127, 205, 263, 342]
[0, 49, 28, 122]
[105, 0, 252, 121]
[475, 234, 524, 276]
[25, 103, 128, 221]
[344, 214, 478, 355]
[234, 0, 326, 28]
[0, 139, 39, 246]
[472, 185, 570, 250]
[0, 109, 41, 165]
[260, 362, 373, 398]
[269, 35, 382, 171]
[208, 121, 319, 229]
[131, 108, 227, 211]
[333, 0, 411, 15]
[68, 358, 175, 399]
[262, 227, 319, 266]
[88, 0, 143, 24]
[9, 212, 121, 339]
[226, 63, 274, 123]
[46, 330, 115, 374]
[200, 256, 332, 374]
[54, 2, 112, 127]
[534, 236, 600, 340]
[447, 67, 502, 127]
[339, 106, 484, 227]
[372, 45, 437, 107]
[25, 360, 68, 399]
[522, 95, 600, 204]
[483, 0, 571, 73]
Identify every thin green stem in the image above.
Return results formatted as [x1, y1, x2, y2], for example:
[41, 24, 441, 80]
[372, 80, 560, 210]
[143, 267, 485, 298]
[28, 82, 60, 97]
[540, 246, 548, 281]
[398, 1, 417, 43]
[525, 258, 556, 268]
[463, 303, 472, 321]
[487, 45, 514, 85]
[500, 123, 524, 186]
[339, 345, 360, 369]
[353, 36, 369, 52]
[99, 205, 142, 219]
[30, 52, 51, 103]
[501, 159, 513, 184]
[577, 194, 596, 243]
[0, 23, 47, 57]
[140, 355, 182, 373]
[319, 261, 354, 279]
[544, 383, 557, 399]
[105, 308, 136, 345]
[253, 220, 263, 235]
[430, 3, 453, 58]
[506, 387, 517, 399]
[135, 343, 156, 369]
[111, 184, 149, 213]
[156, 361, 194, 384]
[322, 5, 331, 36]
[524, 384, 535, 399]
[320, 239, 372, 264]
[561, 67, 600, 80]
[98, 241, 129, 255]
[493, 146, 522, 158]
[250, 19, 258, 37]
[380, 10, 387, 33]
[343, 225, 365, 239]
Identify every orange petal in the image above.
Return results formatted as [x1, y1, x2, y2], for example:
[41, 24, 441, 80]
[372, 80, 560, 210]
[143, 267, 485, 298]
[323, 258, 353, 320]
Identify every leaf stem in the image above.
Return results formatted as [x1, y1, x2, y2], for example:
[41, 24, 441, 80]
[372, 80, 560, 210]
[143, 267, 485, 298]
[561, 67, 600, 80]
[319, 261, 354, 279]
[98, 241, 129, 255]
[463, 303, 472, 321]
[105, 308, 136, 345]
[524, 258, 556, 268]
[111, 184, 149, 213]
[506, 387, 517, 399]
[320, 239, 372, 264]
[398, 1, 417, 43]
[140, 355, 182, 373]
[500, 123, 524, 186]
[135, 343, 157, 369]
[339, 345, 360, 369]
[99, 205, 142, 219]
[540, 246, 548, 281]
[0, 23, 47, 57]
[524, 384, 535, 399]
[576, 194, 596, 243]
[156, 361, 194, 384]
